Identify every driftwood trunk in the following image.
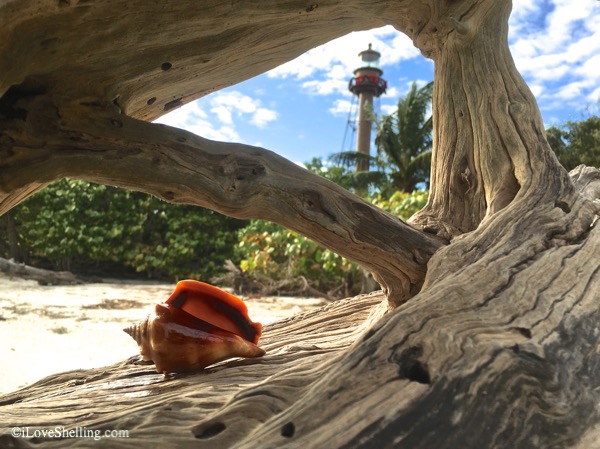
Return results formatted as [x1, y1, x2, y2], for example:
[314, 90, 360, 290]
[1, 0, 599, 448]
[0, 257, 79, 285]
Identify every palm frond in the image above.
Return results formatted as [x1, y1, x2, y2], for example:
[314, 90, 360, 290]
[329, 151, 377, 168]
[372, 80, 434, 191]
[342, 170, 389, 190]
[409, 150, 432, 172]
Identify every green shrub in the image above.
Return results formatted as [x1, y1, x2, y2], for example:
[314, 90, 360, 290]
[370, 190, 428, 220]
[236, 220, 361, 295]
[4, 179, 245, 280]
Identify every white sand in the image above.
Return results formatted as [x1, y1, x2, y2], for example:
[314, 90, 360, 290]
[0, 275, 326, 394]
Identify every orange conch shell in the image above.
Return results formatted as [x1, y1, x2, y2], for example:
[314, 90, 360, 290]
[124, 280, 265, 373]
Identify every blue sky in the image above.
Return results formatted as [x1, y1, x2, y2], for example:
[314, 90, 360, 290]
[155, 0, 600, 165]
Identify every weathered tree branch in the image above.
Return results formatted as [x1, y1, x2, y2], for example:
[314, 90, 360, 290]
[1, 0, 599, 447]
[569, 164, 600, 202]
[0, 0, 396, 120]
[0, 90, 442, 305]
[0, 292, 386, 449]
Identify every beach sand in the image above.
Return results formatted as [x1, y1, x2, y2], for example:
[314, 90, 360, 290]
[0, 275, 326, 394]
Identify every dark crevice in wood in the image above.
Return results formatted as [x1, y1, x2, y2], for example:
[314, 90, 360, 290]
[0, 79, 47, 121]
[513, 327, 532, 339]
[392, 345, 431, 385]
[554, 200, 571, 214]
[163, 97, 183, 111]
[233, 389, 287, 402]
[281, 421, 296, 438]
[193, 421, 226, 439]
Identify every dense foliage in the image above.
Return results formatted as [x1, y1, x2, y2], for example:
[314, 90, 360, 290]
[236, 219, 360, 297]
[1, 179, 246, 280]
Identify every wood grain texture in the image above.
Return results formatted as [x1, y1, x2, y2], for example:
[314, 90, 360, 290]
[0, 175, 597, 448]
[0, 0, 392, 121]
[1, 0, 599, 447]
[409, 0, 575, 239]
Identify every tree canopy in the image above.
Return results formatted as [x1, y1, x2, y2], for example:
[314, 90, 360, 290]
[546, 115, 600, 170]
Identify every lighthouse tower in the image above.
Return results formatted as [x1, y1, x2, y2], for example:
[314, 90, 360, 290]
[348, 44, 387, 172]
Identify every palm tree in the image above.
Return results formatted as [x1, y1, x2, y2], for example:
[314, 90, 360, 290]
[376, 80, 433, 192]
[331, 81, 434, 194]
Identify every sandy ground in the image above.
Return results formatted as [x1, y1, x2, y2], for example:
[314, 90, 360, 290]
[0, 274, 327, 395]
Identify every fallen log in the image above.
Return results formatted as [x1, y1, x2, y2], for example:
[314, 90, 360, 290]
[0, 257, 80, 285]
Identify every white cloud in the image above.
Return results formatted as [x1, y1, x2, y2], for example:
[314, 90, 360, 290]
[251, 108, 278, 128]
[153, 90, 278, 142]
[211, 104, 233, 125]
[380, 79, 429, 102]
[508, 0, 540, 36]
[555, 80, 593, 100]
[588, 87, 600, 104]
[529, 84, 544, 97]
[302, 78, 349, 96]
[212, 91, 257, 114]
[574, 54, 600, 82]
[509, 0, 600, 110]
[153, 101, 241, 142]
[329, 99, 354, 116]
[384, 86, 400, 98]
[155, 115, 240, 143]
[153, 3, 599, 151]
[380, 104, 397, 115]
[300, 62, 353, 96]
[210, 91, 278, 127]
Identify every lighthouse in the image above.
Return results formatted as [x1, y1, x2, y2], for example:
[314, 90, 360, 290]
[348, 44, 387, 172]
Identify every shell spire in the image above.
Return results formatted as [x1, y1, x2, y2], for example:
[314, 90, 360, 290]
[123, 324, 135, 339]
[123, 323, 142, 345]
